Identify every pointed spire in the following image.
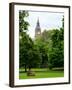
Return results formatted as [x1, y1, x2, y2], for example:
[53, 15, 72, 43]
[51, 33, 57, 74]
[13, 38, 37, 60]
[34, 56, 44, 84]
[37, 17, 40, 27]
[35, 17, 41, 37]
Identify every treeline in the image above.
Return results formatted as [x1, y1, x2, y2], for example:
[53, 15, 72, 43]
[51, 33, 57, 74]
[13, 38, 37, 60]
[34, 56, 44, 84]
[19, 11, 64, 72]
[35, 27, 64, 69]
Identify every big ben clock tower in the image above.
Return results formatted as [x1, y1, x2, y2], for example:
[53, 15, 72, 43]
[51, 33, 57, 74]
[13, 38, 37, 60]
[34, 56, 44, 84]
[35, 18, 41, 38]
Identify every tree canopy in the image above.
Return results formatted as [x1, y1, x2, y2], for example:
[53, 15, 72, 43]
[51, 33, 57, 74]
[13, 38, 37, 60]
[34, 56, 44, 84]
[19, 11, 42, 72]
[19, 10, 64, 72]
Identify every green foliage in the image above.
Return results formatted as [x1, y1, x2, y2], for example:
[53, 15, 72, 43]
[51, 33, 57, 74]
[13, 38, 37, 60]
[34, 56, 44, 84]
[19, 33, 33, 68]
[19, 33, 42, 69]
[48, 17, 64, 69]
[19, 10, 29, 32]
[49, 47, 64, 68]
[27, 46, 42, 68]
[62, 16, 64, 28]
[34, 16, 64, 69]
[19, 11, 41, 70]
[19, 11, 64, 72]
[34, 34, 49, 68]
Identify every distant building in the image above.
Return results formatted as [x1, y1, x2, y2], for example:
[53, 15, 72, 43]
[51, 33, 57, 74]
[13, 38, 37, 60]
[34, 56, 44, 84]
[35, 18, 41, 38]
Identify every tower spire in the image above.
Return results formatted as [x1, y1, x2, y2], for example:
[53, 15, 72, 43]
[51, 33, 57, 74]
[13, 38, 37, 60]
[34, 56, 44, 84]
[37, 17, 39, 27]
[35, 18, 41, 38]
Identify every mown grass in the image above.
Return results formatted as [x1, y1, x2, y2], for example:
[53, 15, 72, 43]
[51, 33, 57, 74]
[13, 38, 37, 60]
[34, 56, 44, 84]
[19, 68, 64, 79]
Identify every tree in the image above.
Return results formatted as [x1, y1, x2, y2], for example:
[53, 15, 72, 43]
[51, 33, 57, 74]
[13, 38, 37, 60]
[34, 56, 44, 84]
[34, 34, 49, 68]
[20, 33, 42, 73]
[39, 47, 48, 68]
[34, 16, 64, 70]
[27, 45, 42, 70]
[19, 10, 30, 72]
[48, 16, 64, 69]
[19, 33, 33, 72]
[19, 10, 29, 32]
[19, 11, 42, 73]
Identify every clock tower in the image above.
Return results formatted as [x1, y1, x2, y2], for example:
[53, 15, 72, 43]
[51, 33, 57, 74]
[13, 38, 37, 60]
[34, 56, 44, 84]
[35, 18, 41, 38]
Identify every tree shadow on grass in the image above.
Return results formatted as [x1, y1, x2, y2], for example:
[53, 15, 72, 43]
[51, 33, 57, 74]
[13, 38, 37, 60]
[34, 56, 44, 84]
[19, 69, 64, 73]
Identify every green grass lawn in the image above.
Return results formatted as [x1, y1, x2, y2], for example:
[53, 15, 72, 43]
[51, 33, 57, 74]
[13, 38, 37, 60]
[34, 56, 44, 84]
[19, 68, 64, 79]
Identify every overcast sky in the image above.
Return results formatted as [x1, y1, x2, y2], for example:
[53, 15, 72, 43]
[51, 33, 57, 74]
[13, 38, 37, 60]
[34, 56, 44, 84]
[24, 11, 64, 39]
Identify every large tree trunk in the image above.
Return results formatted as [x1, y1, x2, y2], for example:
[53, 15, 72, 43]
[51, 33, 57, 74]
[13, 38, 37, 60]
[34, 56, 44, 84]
[25, 64, 27, 72]
[29, 66, 31, 71]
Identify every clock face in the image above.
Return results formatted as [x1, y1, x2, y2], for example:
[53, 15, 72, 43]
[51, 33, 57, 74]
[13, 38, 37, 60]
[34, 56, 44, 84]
[38, 32, 40, 34]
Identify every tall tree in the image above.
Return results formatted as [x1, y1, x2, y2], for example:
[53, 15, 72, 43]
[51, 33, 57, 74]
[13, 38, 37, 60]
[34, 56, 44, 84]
[19, 10, 29, 72]
[19, 11, 41, 73]
[34, 34, 49, 68]
[48, 16, 64, 69]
